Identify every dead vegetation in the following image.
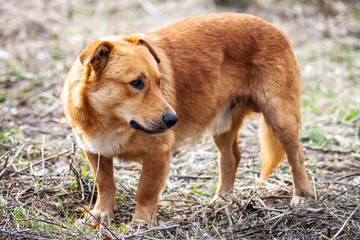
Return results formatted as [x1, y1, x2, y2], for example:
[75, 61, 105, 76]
[0, 0, 359, 239]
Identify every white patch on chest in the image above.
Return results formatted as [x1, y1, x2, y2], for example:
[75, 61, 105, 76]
[76, 128, 133, 157]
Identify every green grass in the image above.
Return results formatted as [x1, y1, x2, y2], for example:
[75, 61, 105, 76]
[297, 34, 360, 149]
[302, 128, 329, 147]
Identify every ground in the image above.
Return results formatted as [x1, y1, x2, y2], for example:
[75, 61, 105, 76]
[0, 0, 359, 239]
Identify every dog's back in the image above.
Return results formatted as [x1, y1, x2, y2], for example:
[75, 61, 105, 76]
[147, 13, 301, 148]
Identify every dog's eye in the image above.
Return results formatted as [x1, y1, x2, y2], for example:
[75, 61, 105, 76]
[158, 79, 161, 87]
[130, 79, 144, 89]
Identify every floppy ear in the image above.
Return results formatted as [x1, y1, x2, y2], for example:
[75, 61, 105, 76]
[124, 34, 160, 64]
[79, 40, 114, 72]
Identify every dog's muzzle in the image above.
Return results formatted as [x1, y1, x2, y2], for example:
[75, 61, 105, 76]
[130, 113, 178, 134]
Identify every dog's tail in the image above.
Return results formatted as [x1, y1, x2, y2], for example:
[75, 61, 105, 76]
[258, 115, 285, 181]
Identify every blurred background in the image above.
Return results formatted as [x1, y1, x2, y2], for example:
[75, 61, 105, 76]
[0, 0, 359, 150]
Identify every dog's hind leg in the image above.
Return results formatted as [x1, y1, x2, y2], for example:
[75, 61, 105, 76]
[261, 97, 314, 206]
[211, 106, 248, 200]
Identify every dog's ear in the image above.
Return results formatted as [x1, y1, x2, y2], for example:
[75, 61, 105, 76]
[124, 34, 160, 64]
[79, 40, 114, 72]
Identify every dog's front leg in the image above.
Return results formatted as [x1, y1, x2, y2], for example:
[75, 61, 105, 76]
[85, 151, 116, 222]
[134, 151, 170, 223]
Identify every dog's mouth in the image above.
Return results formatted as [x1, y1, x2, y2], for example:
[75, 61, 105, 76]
[130, 120, 167, 135]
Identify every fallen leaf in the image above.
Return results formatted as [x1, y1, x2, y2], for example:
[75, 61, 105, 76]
[92, 222, 101, 229]
[75, 205, 94, 213]
[8, 181, 14, 190]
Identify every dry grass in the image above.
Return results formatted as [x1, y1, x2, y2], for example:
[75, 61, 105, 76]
[0, 0, 360, 239]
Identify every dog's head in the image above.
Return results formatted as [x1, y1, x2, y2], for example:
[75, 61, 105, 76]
[66, 34, 178, 135]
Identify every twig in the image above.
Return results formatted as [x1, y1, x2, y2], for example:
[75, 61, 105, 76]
[13, 218, 88, 240]
[252, 154, 257, 192]
[26, 83, 59, 102]
[0, 143, 26, 178]
[317, 180, 360, 187]
[0, 229, 57, 240]
[330, 204, 360, 240]
[169, 174, 212, 180]
[255, 197, 267, 209]
[175, 225, 179, 239]
[117, 181, 136, 203]
[303, 144, 354, 154]
[352, 152, 360, 159]
[252, 206, 286, 213]
[0, 152, 10, 168]
[329, 183, 360, 201]
[270, 211, 289, 229]
[42, 135, 46, 176]
[333, 172, 360, 181]
[232, 196, 243, 210]
[70, 135, 85, 200]
[7, 212, 19, 232]
[127, 234, 161, 240]
[225, 205, 234, 239]
[215, 197, 233, 214]
[42, 190, 92, 201]
[120, 225, 179, 239]
[98, 220, 103, 239]
[17, 148, 71, 173]
[84, 147, 101, 229]
[312, 176, 318, 200]
[262, 195, 292, 199]
[211, 223, 225, 240]
[268, 211, 292, 222]
[237, 189, 256, 214]
[194, 218, 200, 240]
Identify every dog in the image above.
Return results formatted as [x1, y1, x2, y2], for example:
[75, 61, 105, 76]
[61, 13, 314, 223]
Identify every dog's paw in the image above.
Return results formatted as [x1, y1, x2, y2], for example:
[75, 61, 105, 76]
[133, 218, 151, 226]
[210, 191, 233, 204]
[89, 208, 115, 224]
[210, 195, 220, 204]
[290, 195, 314, 208]
[74, 209, 114, 227]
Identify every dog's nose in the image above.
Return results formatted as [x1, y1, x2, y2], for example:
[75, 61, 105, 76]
[162, 113, 178, 128]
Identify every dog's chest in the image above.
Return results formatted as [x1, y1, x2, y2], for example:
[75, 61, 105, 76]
[76, 129, 132, 156]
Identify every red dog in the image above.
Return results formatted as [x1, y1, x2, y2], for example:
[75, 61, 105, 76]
[62, 13, 314, 223]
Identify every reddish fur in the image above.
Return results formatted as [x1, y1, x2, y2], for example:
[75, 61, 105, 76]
[259, 115, 286, 180]
[61, 13, 314, 223]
